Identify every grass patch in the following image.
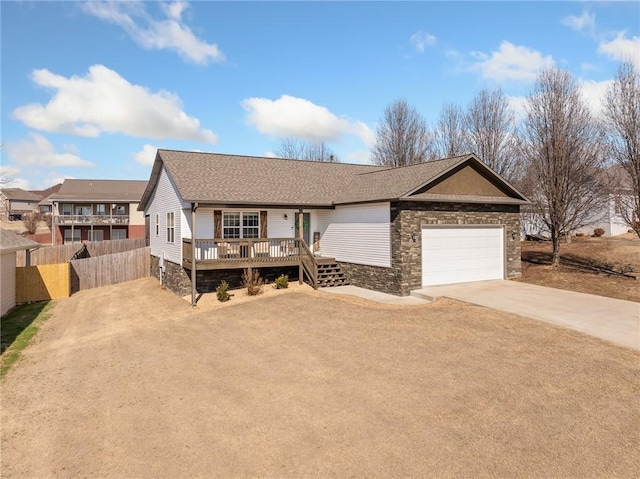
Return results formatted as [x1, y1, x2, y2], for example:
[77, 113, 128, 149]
[1, 302, 53, 378]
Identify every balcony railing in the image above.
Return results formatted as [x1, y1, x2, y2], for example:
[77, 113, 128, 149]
[54, 214, 129, 225]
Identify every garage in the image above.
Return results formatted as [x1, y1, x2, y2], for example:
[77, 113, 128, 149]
[422, 226, 504, 286]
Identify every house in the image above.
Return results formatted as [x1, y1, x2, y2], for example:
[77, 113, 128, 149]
[30, 183, 62, 215]
[1, 229, 40, 316]
[49, 179, 148, 244]
[139, 150, 529, 304]
[521, 166, 634, 238]
[0, 188, 43, 220]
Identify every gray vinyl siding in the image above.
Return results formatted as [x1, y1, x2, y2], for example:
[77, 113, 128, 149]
[1, 252, 16, 316]
[315, 202, 391, 268]
[145, 166, 189, 265]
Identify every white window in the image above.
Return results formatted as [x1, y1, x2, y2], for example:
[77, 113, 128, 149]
[88, 230, 104, 241]
[166, 212, 175, 243]
[223, 212, 240, 238]
[94, 204, 106, 216]
[155, 213, 159, 236]
[113, 205, 126, 215]
[64, 229, 81, 243]
[61, 204, 72, 215]
[76, 205, 91, 215]
[112, 229, 127, 240]
[223, 212, 259, 239]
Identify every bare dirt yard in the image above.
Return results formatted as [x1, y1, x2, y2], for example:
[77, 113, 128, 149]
[2, 278, 639, 478]
[519, 233, 640, 302]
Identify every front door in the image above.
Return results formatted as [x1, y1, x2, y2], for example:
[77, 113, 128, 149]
[294, 212, 311, 246]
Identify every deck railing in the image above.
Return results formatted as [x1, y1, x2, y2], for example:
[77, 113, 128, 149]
[183, 237, 301, 265]
[54, 215, 129, 225]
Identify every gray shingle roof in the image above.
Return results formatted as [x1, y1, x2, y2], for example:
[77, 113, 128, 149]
[1, 188, 43, 202]
[139, 149, 528, 210]
[50, 179, 148, 202]
[0, 229, 41, 253]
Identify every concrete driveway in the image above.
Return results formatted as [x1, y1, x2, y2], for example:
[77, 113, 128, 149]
[412, 280, 640, 350]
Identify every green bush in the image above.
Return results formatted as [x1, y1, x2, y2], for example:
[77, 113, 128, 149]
[216, 281, 231, 302]
[242, 269, 264, 296]
[274, 274, 289, 289]
[593, 228, 605, 237]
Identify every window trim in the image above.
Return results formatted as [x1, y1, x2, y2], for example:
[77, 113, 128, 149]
[166, 211, 175, 243]
[155, 213, 159, 236]
[222, 211, 260, 239]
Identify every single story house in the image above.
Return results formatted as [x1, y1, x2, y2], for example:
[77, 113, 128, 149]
[1, 229, 40, 316]
[139, 150, 529, 304]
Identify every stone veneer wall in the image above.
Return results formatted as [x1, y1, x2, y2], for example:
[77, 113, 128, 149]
[338, 202, 521, 297]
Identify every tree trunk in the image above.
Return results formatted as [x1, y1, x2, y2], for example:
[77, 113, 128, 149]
[551, 228, 561, 267]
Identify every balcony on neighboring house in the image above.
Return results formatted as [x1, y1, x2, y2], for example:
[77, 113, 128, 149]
[54, 214, 130, 225]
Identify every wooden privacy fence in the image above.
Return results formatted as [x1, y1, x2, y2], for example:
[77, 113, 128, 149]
[16, 263, 71, 303]
[16, 237, 147, 266]
[70, 247, 150, 293]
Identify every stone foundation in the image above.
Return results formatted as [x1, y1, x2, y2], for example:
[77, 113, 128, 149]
[151, 255, 299, 297]
[338, 262, 401, 296]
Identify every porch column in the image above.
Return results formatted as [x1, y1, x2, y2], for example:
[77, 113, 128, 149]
[191, 203, 198, 306]
[298, 208, 303, 284]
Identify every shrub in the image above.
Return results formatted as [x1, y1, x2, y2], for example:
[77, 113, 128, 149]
[274, 274, 289, 289]
[216, 281, 231, 302]
[593, 228, 605, 237]
[22, 212, 40, 234]
[44, 214, 52, 231]
[242, 269, 264, 296]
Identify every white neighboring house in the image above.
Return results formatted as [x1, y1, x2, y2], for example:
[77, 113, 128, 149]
[1, 229, 40, 316]
[139, 150, 529, 303]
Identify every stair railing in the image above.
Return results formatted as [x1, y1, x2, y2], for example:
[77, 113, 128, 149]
[299, 239, 318, 289]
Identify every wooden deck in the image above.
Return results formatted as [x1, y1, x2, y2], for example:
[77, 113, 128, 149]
[182, 238, 334, 271]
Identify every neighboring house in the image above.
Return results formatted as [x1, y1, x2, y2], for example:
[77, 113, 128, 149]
[49, 179, 148, 244]
[1, 229, 40, 316]
[521, 166, 634, 238]
[30, 183, 62, 215]
[0, 188, 43, 220]
[139, 150, 529, 302]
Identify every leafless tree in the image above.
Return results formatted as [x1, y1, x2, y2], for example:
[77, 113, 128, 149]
[465, 88, 518, 180]
[434, 103, 469, 158]
[602, 61, 640, 238]
[276, 138, 339, 162]
[519, 67, 606, 266]
[22, 212, 40, 235]
[372, 99, 437, 167]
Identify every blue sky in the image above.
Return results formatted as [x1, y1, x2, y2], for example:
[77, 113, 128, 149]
[2, 1, 639, 190]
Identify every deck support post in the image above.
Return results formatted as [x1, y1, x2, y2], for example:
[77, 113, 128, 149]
[298, 208, 303, 284]
[191, 203, 198, 306]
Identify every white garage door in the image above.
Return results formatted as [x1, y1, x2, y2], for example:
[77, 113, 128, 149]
[422, 227, 504, 286]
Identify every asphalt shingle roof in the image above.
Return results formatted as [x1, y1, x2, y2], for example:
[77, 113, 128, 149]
[140, 150, 528, 209]
[50, 179, 148, 202]
[1, 188, 43, 202]
[0, 229, 41, 253]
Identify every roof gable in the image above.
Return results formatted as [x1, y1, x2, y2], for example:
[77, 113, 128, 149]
[1, 188, 43, 202]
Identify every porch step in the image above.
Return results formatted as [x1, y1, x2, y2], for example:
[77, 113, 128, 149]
[316, 262, 349, 288]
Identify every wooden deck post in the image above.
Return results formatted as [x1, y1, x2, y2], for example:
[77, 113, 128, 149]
[298, 208, 303, 284]
[191, 203, 198, 306]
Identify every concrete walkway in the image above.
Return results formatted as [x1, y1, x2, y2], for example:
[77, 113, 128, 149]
[321, 285, 429, 305]
[412, 280, 640, 350]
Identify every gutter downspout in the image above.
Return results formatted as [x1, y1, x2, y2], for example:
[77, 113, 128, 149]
[191, 203, 198, 306]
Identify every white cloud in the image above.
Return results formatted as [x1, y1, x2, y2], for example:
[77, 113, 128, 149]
[263, 151, 279, 158]
[13, 65, 217, 143]
[133, 144, 159, 166]
[598, 33, 640, 68]
[344, 150, 371, 165]
[81, 1, 224, 65]
[242, 95, 375, 147]
[579, 79, 614, 118]
[581, 62, 598, 72]
[471, 41, 555, 81]
[410, 31, 436, 52]
[6, 133, 94, 168]
[561, 11, 595, 32]
[507, 95, 528, 123]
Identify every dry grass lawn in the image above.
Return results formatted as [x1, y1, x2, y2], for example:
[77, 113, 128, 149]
[519, 233, 640, 302]
[1, 278, 639, 478]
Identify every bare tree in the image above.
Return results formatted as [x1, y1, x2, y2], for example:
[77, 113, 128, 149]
[276, 138, 339, 162]
[465, 88, 518, 179]
[519, 67, 606, 266]
[372, 99, 437, 167]
[23, 212, 40, 235]
[434, 103, 469, 158]
[602, 61, 640, 238]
